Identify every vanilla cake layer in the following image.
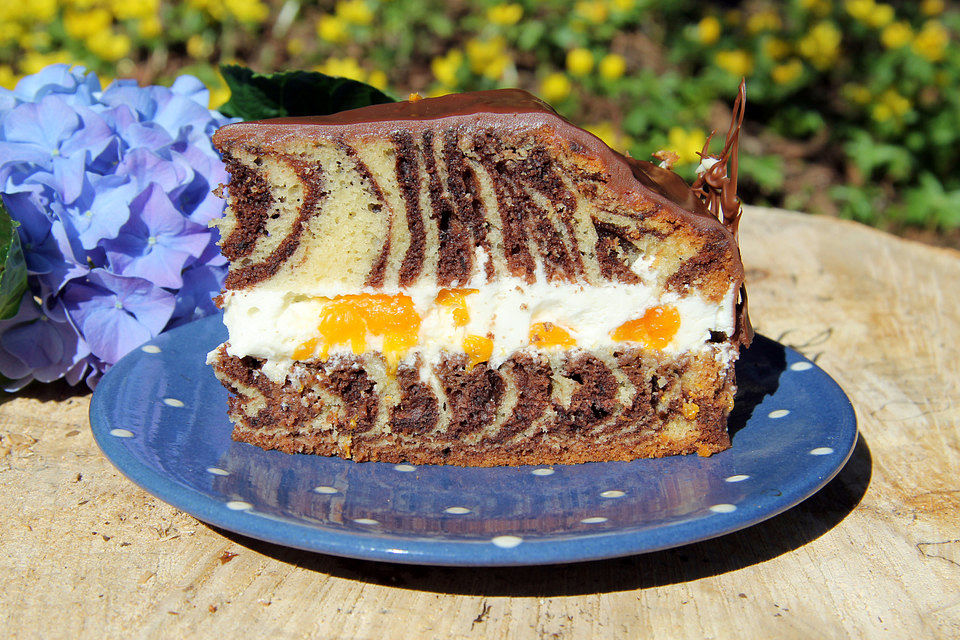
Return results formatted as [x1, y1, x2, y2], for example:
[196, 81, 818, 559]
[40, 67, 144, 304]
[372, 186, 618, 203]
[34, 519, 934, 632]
[209, 89, 750, 466]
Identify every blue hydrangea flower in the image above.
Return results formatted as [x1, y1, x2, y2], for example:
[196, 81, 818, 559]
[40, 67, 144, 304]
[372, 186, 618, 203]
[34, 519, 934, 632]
[0, 65, 238, 390]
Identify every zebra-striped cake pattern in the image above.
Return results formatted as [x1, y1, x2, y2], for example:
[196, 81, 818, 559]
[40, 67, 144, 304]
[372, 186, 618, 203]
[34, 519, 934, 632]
[208, 89, 748, 466]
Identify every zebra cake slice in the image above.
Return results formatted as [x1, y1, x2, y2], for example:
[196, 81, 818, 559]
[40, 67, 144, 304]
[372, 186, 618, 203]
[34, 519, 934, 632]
[208, 88, 751, 466]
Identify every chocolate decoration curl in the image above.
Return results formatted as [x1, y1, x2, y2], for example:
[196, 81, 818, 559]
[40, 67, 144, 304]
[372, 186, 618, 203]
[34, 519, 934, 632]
[692, 80, 746, 238]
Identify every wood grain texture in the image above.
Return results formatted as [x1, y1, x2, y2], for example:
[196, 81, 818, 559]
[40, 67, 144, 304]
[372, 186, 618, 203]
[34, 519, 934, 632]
[1, 207, 958, 639]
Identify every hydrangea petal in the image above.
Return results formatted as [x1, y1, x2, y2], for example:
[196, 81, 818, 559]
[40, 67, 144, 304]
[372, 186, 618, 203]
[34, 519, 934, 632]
[3, 95, 80, 151]
[0, 65, 233, 386]
[63, 270, 174, 363]
[171, 75, 211, 108]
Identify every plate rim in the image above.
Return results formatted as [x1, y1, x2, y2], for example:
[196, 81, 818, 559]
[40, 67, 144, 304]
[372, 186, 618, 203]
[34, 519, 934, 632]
[90, 314, 858, 567]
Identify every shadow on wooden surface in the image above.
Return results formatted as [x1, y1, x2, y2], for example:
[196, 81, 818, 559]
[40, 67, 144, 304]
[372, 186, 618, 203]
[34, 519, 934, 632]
[0, 378, 91, 406]
[213, 435, 871, 596]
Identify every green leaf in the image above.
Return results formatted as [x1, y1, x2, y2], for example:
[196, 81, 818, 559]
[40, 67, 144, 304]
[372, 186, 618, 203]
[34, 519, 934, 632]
[0, 200, 27, 320]
[739, 154, 785, 193]
[217, 65, 396, 121]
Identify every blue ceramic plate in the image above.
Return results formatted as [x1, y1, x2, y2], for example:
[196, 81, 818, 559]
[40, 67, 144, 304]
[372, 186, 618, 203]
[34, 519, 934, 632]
[90, 314, 857, 566]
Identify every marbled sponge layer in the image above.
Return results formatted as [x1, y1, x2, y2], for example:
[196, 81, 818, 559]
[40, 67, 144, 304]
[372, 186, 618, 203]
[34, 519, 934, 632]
[209, 89, 749, 466]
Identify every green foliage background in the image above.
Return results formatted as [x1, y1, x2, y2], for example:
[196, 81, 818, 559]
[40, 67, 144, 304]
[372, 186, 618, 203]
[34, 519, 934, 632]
[2, 0, 958, 234]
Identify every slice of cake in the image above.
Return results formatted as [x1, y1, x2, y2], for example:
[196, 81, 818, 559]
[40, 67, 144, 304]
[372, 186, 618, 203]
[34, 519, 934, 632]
[207, 88, 751, 466]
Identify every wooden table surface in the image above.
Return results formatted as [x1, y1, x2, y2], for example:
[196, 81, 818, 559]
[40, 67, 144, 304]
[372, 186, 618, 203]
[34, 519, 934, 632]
[2, 207, 958, 639]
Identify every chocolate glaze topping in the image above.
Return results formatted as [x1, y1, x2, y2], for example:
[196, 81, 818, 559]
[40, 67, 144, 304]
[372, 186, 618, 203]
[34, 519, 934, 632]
[213, 88, 752, 346]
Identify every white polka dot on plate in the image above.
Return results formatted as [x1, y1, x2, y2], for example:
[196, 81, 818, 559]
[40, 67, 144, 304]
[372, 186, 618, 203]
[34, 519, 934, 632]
[600, 490, 625, 498]
[109, 428, 133, 438]
[810, 447, 834, 456]
[163, 398, 185, 408]
[709, 503, 737, 513]
[354, 518, 379, 525]
[581, 517, 608, 524]
[725, 474, 750, 483]
[444, 507, 471, 515]
[314, 486, 338, 494]
[790, 361, 813, 371]
[491, 535, 523, 548]
[393, 464, 416, 472]
[206, 467, 230, 476]
[226, 500, 252, 511]
[768, 409, 790, 419]
[141, 345, 161, 354]
[531, 468, 554, 476]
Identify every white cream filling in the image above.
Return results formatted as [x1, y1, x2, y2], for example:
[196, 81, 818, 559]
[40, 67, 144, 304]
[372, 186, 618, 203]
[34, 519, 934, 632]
[217, 278, 737, 383]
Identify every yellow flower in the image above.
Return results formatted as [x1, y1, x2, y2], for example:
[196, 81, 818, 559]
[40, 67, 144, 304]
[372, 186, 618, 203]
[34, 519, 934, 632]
[316, 14, 348, 43]
[842, 83, 871, 105]
[189, 0, 225, 21]
[367, 70, 388, 90]
[431, 50, 463, 87]
[186, 34, 212, 59]
[487, 3, 523, 26]
[137, 16, 162, 39]
[912, 20, 949, 62]
[880, 89, 910, 117]
[599, 53, 626, 80]
[611, 0, 637, 10]
[64, 8, 112, 41]
[574, 1, 608, 24]
[482, 54, 511, 80]
[763, 37, 791, 60]
[865, 4, 894, 28]
[209, 84, 231, 110]
[800, 0, 832, 17]
[286, 37, 305, 57]
[335, 0, 373, 26]
[871, 102, 892, 122]
[20, 51, 71, 75]
[0, 65, 19, 91]
[881, 21, 912, 49]
[466, 36, 506, 75]
[667, 127, 707, 164]
[798, 21, 842, 70]
[921, 0, 945, 16]
[0, 23, 24, 44]
[111, 0, 159, 21]
[696, 16, 721, 46]
[566, 48, 594, 76]
[224, 0, 269, 23]
[715, 50, 754, 77]
[771, 58, 804, 85]
[843, 0, 875, 22]
[19, 31, 51, 51]
[585, 122, 626, 151]
[315, 57, 367, 82]
[22, 0, 56, 22]
[746, 10, 782, 35]
[86, 31, 132, 62]
[540, 72, 571, 103]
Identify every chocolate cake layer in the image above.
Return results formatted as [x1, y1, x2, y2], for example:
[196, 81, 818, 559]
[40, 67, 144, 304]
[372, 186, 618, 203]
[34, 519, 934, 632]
[210, 344, 734, 466]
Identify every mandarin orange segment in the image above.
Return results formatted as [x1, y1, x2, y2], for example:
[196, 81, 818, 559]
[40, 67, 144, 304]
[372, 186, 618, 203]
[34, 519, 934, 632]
[463, 334, 493, 370]
[292, 337, 319, 361]
[611, 305, 680, 350]
[313, 293, 422, 359]
[529, 322, 576, 348]
[435, 288, 478, 327]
